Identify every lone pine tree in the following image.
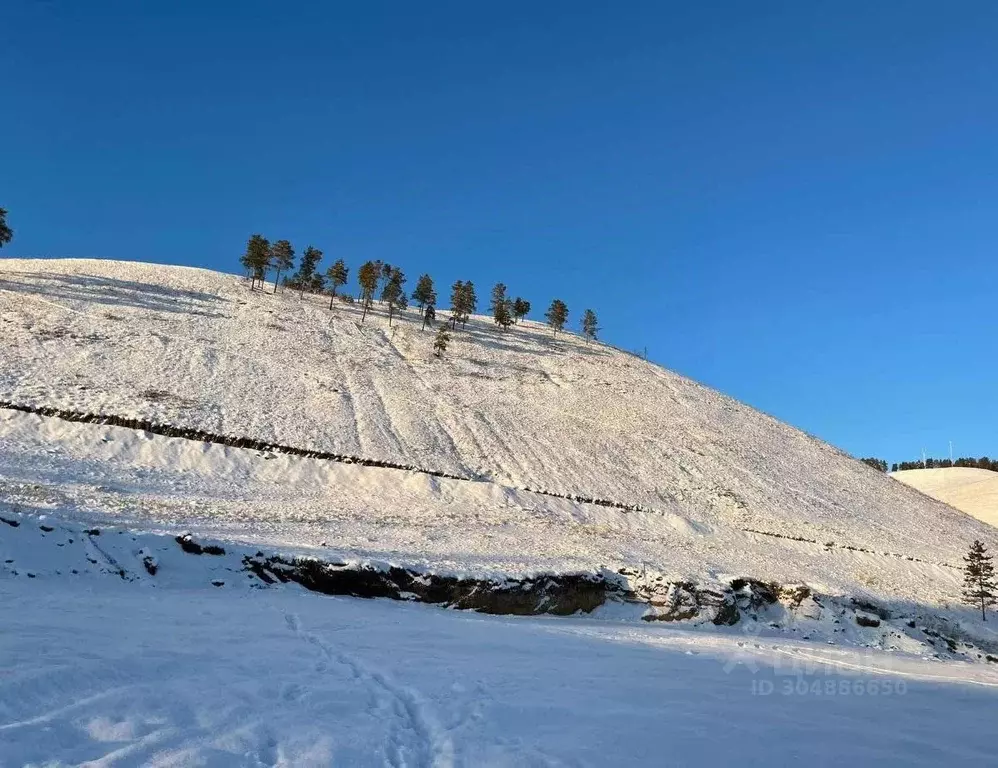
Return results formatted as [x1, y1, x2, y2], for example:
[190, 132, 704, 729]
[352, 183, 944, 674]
[0, 207, 12, 248]
[381, 267, 407, 326]
[581, 309, 599, 343]
[379, 262, 393, 301]
[433, 324, 450, 357]
[412, 274, 436, 313]
[240, 234, 271, 290]
[963, 540, 997, 621]
[545, 299, 569, 336]
[449, 280, 465, 328]
[495, 297, 514, 330]
[326, 259, 349, 309]
[490, 283, 507, 323]
[512, 297, 530, 324]
[295, 246, 323, 298]
[459, 281, 477, 328]
[270, 240, 295, 294]
[357, 260, 380, 322]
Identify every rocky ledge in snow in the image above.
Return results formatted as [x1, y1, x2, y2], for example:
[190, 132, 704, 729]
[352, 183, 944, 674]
[4, 507, 996, 666]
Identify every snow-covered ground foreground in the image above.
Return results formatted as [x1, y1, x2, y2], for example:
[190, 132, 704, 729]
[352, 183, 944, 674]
[894, 467, 998, 529]
[5, 576, 998, 767]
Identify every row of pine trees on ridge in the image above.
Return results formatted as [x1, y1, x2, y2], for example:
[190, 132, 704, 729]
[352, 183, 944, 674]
[239, 234, 600, 350]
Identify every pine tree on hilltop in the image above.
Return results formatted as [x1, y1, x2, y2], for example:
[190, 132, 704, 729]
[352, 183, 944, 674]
[512, 297, 530, 324]
[449, 280, 465, 329]
[545, 299, 569, 336]
[0, 208, 13, 249]
[490, 283, 507, 323]
[433, 324, 450, 357]
[270, 240, 295, 294]
[379, 262, 393, 301]
[357, 260, 380, 322]
[326, 258, 349, 309]
[294, 246, 323, 298]
[381, 267, 407, 326]
[496, 297, 514, 330]
[490, 284, 514, 330]
[240, 234, 271, 290]
[459, 281, 477, 328]
[412, 274, 436, 313]
[581, 308, 599, 343]
[963, 540, 997, 621]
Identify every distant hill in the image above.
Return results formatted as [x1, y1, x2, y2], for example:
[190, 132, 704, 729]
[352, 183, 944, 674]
[893, 467, 998, 529]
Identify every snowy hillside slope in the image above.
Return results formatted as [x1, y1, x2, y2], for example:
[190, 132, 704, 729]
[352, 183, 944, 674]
[1, 258, 996, 610]
[894, 467, 998, 529]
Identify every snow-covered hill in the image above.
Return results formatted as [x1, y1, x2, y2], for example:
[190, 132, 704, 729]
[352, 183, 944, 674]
[2, 258, 994, 603]
[894, 467, 998, 529]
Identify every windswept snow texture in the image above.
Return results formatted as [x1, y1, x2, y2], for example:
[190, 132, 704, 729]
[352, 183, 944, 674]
[894, 467, 998, 529]
[2, 258, 997, 608]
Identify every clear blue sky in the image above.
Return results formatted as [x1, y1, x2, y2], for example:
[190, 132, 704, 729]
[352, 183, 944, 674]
[5, 1, 998, 464]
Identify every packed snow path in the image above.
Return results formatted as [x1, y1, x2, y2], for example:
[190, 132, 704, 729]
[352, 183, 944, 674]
[3, 580, 998, 767]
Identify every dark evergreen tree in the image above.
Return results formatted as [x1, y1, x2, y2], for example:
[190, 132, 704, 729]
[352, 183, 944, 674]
[270, 240, 295, 294]
[433, 324, 450, 357]
[357, 260, 380, 322]
[545, 299, 569, 336]
[412, 274, 436, 312]
[0, 208, 12, 249]
[459, 281, 477, 328]
[422, 303, 436, 331]
[581, 309, 599, 343]
[512, 297, 530, 324]
[449, 280, 465, 329]
[294, 246, 323, 298]
[490, 282, 508, 324]
[381, 267, 407, 326]
[309, 272, 325, 294]
[326, 258, 349, 309]
[859, 458, 888, 472]
[240, 234, 271, 290]
[379, 262, 393, 301]
[495, 297, 514, 330]
[963, 540, 997, 621]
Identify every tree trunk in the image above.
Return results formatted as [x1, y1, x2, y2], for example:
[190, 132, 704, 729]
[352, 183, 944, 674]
[388, 304, 394, 327]
[273, 271, 280, 294]
[329, 287, 336, 310]
[361, 301, 369, 323]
